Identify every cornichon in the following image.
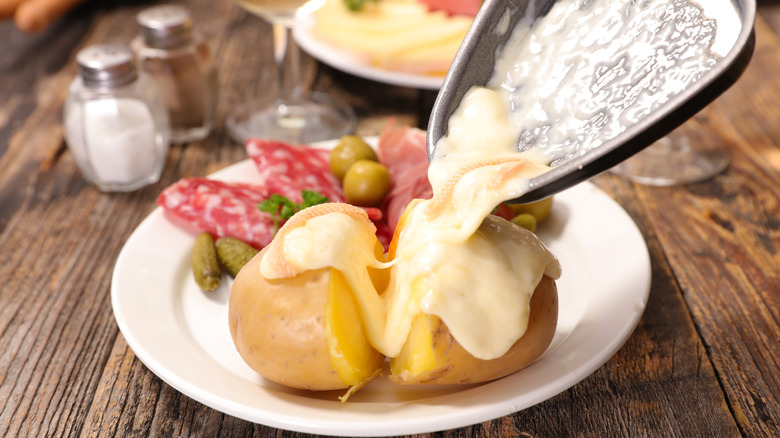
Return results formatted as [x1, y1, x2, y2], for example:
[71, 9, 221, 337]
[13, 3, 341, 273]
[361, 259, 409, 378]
[216, 237, 259, 277]
[192, 232, 221, 292]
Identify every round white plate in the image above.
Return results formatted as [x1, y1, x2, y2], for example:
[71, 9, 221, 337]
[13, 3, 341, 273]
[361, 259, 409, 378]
[111, 140, 651, 436]
[294, 15, 445, 90]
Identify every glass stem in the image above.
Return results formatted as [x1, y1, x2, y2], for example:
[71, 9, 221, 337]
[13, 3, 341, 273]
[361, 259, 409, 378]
[272, 20, 304, 105]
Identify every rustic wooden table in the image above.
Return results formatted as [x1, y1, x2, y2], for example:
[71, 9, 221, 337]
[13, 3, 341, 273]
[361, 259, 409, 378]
[0, 0, 777, 436]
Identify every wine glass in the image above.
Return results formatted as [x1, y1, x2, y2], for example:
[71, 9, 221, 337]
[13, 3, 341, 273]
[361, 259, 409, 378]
[609, 132, 730, 186]
[227, 0, 356, 144]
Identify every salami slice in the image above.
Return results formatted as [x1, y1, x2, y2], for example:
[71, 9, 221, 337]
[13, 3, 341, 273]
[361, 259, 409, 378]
[245, 139, 345, 204]
[157, 178, 276, 249]
[246, 138, 383, 222]
[158, 138, 388, 249]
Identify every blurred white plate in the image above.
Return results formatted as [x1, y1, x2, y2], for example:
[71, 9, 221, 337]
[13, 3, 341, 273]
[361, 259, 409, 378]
[294, 15, 445, 90]
[112, 138, 650, 436]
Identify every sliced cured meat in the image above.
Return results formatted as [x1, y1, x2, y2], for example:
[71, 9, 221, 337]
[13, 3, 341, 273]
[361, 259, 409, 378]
[374, 221, 396, 250]
[493, 203, 515, 221]
[158, 177, 384, 249]
[157, 178, 275, 249]
[417, 0, 482, 17]
[245, 139, 345, 204]
[377, 122, 433, 232]
[158, 139, 386, 249]
[362, 207, 384, 222]
[375, 122, 512, 239]
[246, 139, 383, 222]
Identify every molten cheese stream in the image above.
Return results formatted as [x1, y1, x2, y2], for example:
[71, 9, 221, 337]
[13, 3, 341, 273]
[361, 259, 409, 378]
[386, 88, 560, 359]
[258, 0, 723, 360]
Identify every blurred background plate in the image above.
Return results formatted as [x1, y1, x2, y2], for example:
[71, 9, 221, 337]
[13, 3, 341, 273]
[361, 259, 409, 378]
[294, 15, 445, 90]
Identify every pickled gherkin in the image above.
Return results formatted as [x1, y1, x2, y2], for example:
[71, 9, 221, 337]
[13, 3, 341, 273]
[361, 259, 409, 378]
[216, 237, 259, 277]
[192, 232, 221, 292]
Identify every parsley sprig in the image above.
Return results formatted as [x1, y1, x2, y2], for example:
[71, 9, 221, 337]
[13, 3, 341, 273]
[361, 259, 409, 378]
[258, 190, 330, 235]
[343, 0, 377, 11]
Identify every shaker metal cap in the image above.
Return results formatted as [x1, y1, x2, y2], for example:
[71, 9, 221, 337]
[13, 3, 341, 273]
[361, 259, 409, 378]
[137, 4, 194, 49]
[76, 44, 137, 89]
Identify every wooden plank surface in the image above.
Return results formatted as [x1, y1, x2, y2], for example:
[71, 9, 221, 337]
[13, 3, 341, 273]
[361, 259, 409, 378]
[0, 0, 777, 436]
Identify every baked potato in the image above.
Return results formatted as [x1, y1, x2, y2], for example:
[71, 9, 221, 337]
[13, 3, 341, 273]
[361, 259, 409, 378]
[388, 275, 558, 384]
[228, 200, 560, 395]
[228, 205, 387, 393]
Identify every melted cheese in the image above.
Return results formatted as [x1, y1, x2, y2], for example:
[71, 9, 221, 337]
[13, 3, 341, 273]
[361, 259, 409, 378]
[385, 87, 560, 359]
[417, 216, 560, 358]
[490, 0, 720, 164]
[257, 85, 561, 360]
[256, 0, 725, 363]
[259, 212, 390, 351]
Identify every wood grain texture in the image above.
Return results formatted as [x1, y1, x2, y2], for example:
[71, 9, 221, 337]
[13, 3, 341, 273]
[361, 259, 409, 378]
[0, 0, 778, 436]
[630, 15, 780, 437]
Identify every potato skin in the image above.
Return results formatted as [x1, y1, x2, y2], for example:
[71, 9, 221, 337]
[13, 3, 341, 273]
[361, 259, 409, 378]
[389, 275, 558, 385]
[228, 247, 345, 390]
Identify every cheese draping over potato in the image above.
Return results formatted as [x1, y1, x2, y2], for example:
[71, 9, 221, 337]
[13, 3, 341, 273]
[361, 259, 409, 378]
[260, 208, 391, 352]
[255, 83, 560, 363]
[229, 88, 561, 393]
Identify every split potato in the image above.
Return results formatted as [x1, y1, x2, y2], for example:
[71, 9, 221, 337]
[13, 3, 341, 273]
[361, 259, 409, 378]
[385, 203, 558, 384]
[228, 202, 559, 395]
[228, 246, 384, 391]
[388, 275, 558, 385]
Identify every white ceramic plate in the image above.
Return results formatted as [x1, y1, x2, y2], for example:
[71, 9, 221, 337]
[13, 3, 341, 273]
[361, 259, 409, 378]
[294, 15, 445, 90]
[111, 139, 651, 436]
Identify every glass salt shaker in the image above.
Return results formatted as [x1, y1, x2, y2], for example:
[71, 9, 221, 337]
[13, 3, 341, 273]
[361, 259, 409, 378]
[132, 4, 218, 143]
[63, 43, 171, 192]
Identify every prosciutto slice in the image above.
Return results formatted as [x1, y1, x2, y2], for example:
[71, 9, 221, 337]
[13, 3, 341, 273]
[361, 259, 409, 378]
[377, 122, 433, 233]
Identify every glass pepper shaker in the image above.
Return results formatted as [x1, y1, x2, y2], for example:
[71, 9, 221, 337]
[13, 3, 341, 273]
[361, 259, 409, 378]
[63, 43, 171, 192]
[131, 4, 218, 143]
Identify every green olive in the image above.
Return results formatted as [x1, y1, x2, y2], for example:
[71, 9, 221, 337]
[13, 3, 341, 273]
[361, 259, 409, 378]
[510, 213, 538, 233]
[343, 160, 392, 207]
[330, 135, 379, 181]
[508, 197, 553, 222]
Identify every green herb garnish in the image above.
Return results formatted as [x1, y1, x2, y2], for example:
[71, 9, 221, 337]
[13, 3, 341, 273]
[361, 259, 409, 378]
[258, 190, 330, 235]
[300, 190, 330, 210]
[343, 0, 377, 11]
